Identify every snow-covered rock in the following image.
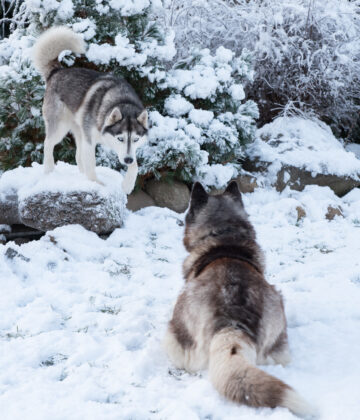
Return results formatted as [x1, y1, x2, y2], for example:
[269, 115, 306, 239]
[126, 190, 155, 212]
[345, 143, 360, 159]
[245, 117, 360, 196]
[0, 190, 19, 225]
[235, 173, 258, 193]
[0, 225, 11, 234]
[145, 179, 190, 213]
[0, 162, 127, 233]
[274, 166, 360, 197]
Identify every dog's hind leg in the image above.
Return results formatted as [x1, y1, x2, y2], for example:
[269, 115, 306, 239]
[81, 137, 101, 183]
[258, 330, 291, 367]
[42, 97, 70, 173]
[267, 330, 291, 366]
[71, 124, 85, 174]
[163, 327, 187, 370]
[43, 121, 69, 173]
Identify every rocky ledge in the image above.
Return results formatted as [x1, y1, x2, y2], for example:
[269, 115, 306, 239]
[0, 162, 126, 234]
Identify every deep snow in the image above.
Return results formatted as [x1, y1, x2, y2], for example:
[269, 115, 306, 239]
[0, 186, 360, 420]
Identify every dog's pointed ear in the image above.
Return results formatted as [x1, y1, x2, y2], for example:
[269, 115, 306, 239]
[105, 107, 122, 127]
[189, 182, 208, 212]
[224, 181, 243, 206]
[137, 109, 148, 129]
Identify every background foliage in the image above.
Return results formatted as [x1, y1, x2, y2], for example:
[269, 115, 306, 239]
[162, 0, 360, 140]
[0, 0, 258, 188]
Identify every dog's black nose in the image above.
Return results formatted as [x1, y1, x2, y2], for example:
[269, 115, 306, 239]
[124, 157, 133, 165]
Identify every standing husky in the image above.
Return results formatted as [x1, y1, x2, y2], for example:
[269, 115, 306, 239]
[32, 26, 148, 194]
[164, 182, 315, 418]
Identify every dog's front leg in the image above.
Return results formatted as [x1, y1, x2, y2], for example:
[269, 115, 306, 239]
[122, 160, 138, 195]
[82, 140, 103, 184]
[43, 138, 55, 174]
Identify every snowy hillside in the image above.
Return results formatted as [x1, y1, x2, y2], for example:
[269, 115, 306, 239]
[1, 186, 360, 420]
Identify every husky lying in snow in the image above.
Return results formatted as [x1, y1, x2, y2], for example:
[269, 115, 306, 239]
[32, 26, 148, 194]
[164, 181, 316, 418]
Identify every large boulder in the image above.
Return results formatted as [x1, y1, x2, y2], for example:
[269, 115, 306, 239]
[20, 190, 124, 233]
[0, 162, 127, 234]
[236, 173, 259, 193]
[0, 190, 20, 224]
[275, 166, 359, 196]
[245, 117, 360, 196]
[145, 179, 190, 213]
[126, 189, 155, 212]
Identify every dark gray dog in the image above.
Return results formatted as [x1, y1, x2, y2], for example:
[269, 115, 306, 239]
[32, 26, 148, 193]
[164, 181, 315, 418]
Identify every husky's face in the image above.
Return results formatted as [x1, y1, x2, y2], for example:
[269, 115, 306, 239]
[103, 108, 148, 165]
[184, 181, 255, 251]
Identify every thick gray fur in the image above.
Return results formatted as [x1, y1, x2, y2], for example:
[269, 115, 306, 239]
[164, 182, 316, 418]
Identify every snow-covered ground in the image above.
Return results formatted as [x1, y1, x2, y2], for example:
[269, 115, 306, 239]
[1, 185, 360, 420]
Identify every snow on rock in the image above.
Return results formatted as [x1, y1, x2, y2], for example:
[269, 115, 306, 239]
[248, 117, 360, 178]
[0, 162, 127, 233]
[0, 225, 11, 233]
[245, 117, 360, 196]
[345, 143, 360, 160]
[0, 186, 360, 419]
[0, 189, 19, 225]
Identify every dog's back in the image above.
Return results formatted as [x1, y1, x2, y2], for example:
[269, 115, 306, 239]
[164, 182, 315, 418]
[32, 26, 144, 118]
[47, 68, 143, 115]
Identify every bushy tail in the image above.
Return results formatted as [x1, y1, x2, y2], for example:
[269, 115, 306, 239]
[209, 328, 316, 418]
[32, 26, 85, 80]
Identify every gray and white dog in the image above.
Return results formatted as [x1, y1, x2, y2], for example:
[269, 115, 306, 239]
[164, 182, 316, 418]
[32, 26, 148, 194]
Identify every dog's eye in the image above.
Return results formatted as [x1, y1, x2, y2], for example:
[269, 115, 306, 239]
[134, 137, 140, 143]
[117, 137, 124, 142]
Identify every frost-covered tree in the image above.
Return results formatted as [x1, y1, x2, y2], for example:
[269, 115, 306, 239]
[164, 0, 360, 140]
[0, 0, 258, 188]
[0, 0, 22, 39]
[139, 47, 258, 186]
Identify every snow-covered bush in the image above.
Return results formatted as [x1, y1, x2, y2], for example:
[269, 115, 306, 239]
[0, 0, 258, 188]
[139, 47, 258, 186]
[163, 0, 360, 138]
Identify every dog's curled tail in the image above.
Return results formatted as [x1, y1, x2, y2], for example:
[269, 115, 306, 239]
[32, 26, 85, 80]
[209, 328, 316, 418]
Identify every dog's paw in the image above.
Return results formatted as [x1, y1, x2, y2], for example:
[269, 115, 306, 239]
[44, 166, 54, 174]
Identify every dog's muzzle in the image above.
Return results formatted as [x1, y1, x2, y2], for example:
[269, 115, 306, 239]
[124, 157, 133, 165]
